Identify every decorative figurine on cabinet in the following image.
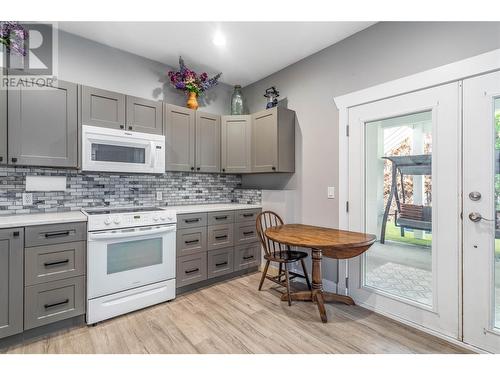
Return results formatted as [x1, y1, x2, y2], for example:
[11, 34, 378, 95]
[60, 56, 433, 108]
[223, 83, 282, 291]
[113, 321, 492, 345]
[264, 86, 279, 109]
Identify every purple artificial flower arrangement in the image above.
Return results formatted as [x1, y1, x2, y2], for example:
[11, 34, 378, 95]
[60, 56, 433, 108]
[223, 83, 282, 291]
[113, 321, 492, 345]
[0, 21, 28, 56]
[168, 56, 222, 96]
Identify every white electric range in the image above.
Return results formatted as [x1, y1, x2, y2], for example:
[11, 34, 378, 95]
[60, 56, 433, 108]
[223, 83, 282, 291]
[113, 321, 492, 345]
[82, 206, 177, 324]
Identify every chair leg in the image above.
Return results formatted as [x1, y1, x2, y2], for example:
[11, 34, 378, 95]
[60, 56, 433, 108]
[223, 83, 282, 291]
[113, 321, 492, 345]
[300, 258, 312, 290]
[259, 260, 270, 291]
[278, 263, 283, 282]
[284, 263, 292, 306]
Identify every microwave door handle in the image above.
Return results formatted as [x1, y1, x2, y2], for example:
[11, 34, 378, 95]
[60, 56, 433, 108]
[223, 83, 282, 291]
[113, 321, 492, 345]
[89, 225, 175, 241]
[150, 141, 156, 168]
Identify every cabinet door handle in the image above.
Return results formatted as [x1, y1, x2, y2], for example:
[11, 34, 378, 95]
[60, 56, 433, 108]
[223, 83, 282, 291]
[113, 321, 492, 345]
[44, 299, 69, 309]
[11, 157, 17, 163]
[44, 231, 70, 238]
[128, 126, 133, 130]
[196, 167, 200, 171]
[242, 213, 254, 218]
[243, 255, 254, 260]
[272, 166, 276, 171]
[243, 231, 254, 235]
[215, 261, 228, 267]
[184, 218, 200, 223]
[13, 231, 19, 237]
[215, 235, 228, 240]
[222, 168, 226, 172]
[190, 166, 195, 171]
[0, 156, 3, 162]
[185, 268, 199, 274]
[215, 216, 228, 220]
[44, 259, 70, 267]
[184, 239, 199, 244]
[120, 125, 125, 129]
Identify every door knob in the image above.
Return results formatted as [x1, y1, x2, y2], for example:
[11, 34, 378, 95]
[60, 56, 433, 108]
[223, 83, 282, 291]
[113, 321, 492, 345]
[468, 212, 495, 222]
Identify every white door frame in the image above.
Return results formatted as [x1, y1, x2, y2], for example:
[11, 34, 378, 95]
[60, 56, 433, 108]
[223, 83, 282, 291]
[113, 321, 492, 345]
[333, 48, 500, 352]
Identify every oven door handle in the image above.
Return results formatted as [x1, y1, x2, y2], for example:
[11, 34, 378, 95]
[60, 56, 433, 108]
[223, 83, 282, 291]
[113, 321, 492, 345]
[150, 141, 156, 168]
[89, 225, 175, 241]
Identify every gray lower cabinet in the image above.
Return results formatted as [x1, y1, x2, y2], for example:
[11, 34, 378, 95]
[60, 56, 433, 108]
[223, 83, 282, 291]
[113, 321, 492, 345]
[207, 247, 234, 279]
[8, 80, 78, 167]
[165, 104, 196, 171]
[81, 85, 126, 129]
[0, 69, 6, 164]
[221, 115, 252, 173]
[251, 107, 295, 173]
[176, 208, 261, 291]
[126, 95, 163, 134]
[195, 111, 221, 173]
[25, 222, 87, 247]
[176, 252, 208, 287]
[24, 276, 85, 330]
[0, 228, 24, 339]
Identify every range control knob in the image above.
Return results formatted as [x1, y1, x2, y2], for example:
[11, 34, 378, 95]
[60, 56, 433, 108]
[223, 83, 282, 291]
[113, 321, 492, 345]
[153, 216, 159, 222]
[160, 216, 166, 221]
[104, 216, 112, 225]
[113, 217, 121, 224]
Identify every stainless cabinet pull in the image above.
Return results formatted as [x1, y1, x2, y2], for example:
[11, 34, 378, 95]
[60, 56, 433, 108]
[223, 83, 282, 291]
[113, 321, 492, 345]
[185, 268, 199, 274]
[215, 216, 228, 220]
[44, 259, 70, 267]
[44, 299, 69, 309]
[184, 218, 200, 223]
[185, 239, 199, 244]
[243, 231, 254, 235]
[45, 231, 70, 238]
[215, 261, 228, 267]
[215, 235, 228, 240]
[243, 255, 254, 260]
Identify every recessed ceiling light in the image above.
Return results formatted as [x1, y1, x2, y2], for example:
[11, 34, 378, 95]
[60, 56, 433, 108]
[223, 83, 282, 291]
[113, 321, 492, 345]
[212, 31, 226, 47]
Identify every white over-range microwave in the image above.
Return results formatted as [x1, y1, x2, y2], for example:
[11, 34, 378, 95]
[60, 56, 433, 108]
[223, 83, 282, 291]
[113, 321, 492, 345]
[81, 125, 165, 173]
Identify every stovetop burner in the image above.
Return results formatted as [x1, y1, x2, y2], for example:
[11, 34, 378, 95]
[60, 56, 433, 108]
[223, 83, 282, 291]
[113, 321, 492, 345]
[83, 206, 165, 215]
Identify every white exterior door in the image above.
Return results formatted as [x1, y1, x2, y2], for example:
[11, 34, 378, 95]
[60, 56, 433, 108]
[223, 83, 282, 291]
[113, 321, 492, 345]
[346, 82, 461, 339]
[463, 71, 500, 353]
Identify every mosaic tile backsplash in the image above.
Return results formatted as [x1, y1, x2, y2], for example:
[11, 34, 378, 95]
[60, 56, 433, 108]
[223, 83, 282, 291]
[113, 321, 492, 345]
[0, 166, 262, 215]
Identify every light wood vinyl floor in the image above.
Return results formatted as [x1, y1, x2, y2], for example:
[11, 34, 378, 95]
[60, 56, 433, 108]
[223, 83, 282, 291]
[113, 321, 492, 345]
[2, 272, 470, 354]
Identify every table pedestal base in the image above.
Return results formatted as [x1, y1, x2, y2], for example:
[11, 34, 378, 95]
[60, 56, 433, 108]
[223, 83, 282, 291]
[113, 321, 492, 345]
[280, 291, 354, 323]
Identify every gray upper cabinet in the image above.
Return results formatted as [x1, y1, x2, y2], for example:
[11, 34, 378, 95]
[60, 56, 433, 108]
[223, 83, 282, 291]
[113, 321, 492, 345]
[81, 85, 125, 129]
[8, 80, 78, 167]
[221, 115, 252, 173]
[0, 70, 6, 164]
[251, 107, 295, 173]
[195, 111, 221, 173]
[0, 228, 24, 339]
[126, 96, 163, 134]
[164, 104, 196, 172]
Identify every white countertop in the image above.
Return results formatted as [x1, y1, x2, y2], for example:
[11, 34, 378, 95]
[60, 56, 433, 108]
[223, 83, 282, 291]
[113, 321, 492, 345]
[167, 203, 262, 214]
[0, 211, 87, 229]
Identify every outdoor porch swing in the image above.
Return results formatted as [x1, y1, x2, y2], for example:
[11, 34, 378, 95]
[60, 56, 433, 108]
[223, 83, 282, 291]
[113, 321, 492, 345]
[380, 154, 432, 244]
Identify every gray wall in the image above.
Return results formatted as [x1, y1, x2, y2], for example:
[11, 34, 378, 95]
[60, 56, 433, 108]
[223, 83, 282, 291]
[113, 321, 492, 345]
[242, 21, 500, 229]
[57, 30, 233, 115]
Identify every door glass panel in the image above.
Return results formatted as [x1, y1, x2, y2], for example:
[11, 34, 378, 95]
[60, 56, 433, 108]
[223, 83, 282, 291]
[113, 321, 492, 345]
[364, 111, 433, 306]
[107, 238, 162, 274]
[92, 143, 146, 164]
[494, 98, 500, 328]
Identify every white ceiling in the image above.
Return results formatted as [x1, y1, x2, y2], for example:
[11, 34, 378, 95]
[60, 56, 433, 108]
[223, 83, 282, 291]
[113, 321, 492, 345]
[57, 22, 375, 86]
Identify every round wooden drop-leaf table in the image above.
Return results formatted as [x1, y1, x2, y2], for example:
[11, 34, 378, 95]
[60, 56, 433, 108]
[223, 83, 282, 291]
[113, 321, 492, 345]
[265, 224, 376, 323]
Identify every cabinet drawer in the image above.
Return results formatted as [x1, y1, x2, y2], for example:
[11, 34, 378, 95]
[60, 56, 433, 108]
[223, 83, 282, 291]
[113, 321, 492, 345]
[24, 276, 85, 330]
[177, 213, 207, 229]
[25, 222, 87, 247]
[176, 253, 207, 288]
[207, 247, 234, 279]
[25, 241, 86, 286]
[207, 211, 234, 226]
[234, 243, 261, 271]
[207, 224, 234, 251]
[176, 227, 207, 256]
[236, 209, 261, 223]
[234, 222, 259, 245]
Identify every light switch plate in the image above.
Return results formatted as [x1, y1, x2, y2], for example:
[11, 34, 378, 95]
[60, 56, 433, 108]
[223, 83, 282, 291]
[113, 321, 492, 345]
[22, 193, 33, 206]
[156, 191, 163, 201]
[327, 186, 335, 199]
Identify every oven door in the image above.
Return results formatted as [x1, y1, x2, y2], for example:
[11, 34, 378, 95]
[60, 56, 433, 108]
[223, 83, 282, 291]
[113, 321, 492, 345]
[82, 125, 164, 173]
[87, 224, 176, 299]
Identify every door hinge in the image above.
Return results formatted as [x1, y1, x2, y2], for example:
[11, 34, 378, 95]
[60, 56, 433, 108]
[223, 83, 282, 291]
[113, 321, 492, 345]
[346, 125, 349, 137]
[345, 276, 349, 289]
[346, 201, 349, 213]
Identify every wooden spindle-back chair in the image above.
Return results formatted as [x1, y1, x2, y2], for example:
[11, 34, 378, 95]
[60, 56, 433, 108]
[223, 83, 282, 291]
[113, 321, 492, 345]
[256, 211, 311, 305]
